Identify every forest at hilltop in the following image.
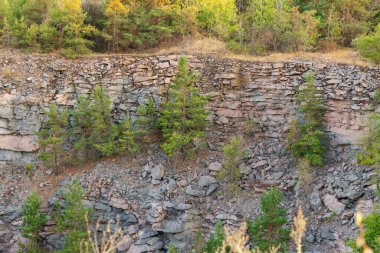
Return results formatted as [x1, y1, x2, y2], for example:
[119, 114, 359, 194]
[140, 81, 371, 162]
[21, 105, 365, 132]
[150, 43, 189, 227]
[0, 0, 379, 62]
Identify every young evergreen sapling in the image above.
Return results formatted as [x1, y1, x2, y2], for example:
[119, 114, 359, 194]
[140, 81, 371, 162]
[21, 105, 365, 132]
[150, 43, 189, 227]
[37, 104, 69, 175]
[54, 179, 92, 253]
[18, 191, 47, 253]
[248, 188, 290, 252]
[159, 56, 208, 157]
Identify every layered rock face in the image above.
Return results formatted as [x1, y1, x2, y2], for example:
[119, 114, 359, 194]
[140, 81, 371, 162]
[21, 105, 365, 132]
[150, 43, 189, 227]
[0, 54, 379, 164]
[0, 53, 380, 252]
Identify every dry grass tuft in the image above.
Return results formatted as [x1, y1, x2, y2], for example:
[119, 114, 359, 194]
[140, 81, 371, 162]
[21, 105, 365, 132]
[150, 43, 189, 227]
[2, 68, 13, 79]
[80, 215, 124, 253]
[296, 158, 313, 187]
[127, 38, 374, 66]
[291, 208, 307, 253]
[216, 223, 280, 253]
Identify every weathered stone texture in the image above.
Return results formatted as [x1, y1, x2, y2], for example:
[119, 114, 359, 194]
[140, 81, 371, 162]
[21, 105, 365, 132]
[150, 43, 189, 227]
[0, 54, 379, 165]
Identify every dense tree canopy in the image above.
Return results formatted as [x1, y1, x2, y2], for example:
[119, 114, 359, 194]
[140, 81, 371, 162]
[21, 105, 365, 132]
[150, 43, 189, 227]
[0, 0, 379, 60]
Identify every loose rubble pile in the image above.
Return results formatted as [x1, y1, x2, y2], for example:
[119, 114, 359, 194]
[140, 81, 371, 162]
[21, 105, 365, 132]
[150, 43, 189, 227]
[0, 52, 379, 252]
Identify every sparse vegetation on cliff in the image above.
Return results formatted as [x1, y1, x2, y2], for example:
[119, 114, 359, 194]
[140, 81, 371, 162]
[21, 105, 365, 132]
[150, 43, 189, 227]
[247, 188, 290, 252]
[37, 104, 70, 175]
[54, 180, 92, 253]
[18, 191, 47, 253]
[290, 71, 326, 167]
[159, 56, 208, 157]
[218, 135, 247, 193]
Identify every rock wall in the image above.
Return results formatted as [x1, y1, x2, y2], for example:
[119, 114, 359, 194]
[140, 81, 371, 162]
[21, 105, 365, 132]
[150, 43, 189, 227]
[0, 53, 379, 165]
[1, 53, 380, 253]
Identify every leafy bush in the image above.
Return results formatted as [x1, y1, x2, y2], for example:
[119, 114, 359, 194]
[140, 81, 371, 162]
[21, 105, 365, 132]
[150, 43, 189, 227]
[18, 191, 47, 253]
[54, 179, 92, 253]
[248, 188, 290, 252]
[218, 135, 247, 193]
[159, 56, 208, 157]
[290, 71, 326, 166]
[354, 24, 380, 64]
[37, 104, 70, 175]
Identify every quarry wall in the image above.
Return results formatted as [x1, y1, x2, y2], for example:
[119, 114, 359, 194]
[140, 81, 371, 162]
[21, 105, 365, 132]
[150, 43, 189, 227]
[0, 53, 379, 165]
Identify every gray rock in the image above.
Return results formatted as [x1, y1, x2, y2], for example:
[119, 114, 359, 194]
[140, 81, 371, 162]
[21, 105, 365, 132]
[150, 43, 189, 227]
[198, 176, 218, 188]
[306, 234, 315, 243]
[319, 226, 335, 240]
[208, 162, 222, 172]
[206, 184, 219, 196]
[151, 164, 165, 182]
[158, 220, 184, 233]
[323, 194, 345, 215]
[117, 235, 133, 252]
[252, 160, 268, 169]
[185, 185, 205, 197]
[310, 191, 322, 211]
[138, 228, 159, 240]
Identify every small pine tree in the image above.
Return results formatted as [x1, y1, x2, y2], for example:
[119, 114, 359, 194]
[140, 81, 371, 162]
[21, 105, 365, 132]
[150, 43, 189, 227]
[72, 95, 94, 161]
[73, 85, 113, 160]
[104, 0, 129, 53]
[95, 116, 141, 156]
[18, 191, 47, 253]
[168, 243, 180, 253]
[37, 104, 69, 175]
[159, 56, 208, 157]
[192, 229, 206, 253]
[291, 71, 326, 166]
[55, 179, 92, 253]
[202, 220, 225, 253]
[136, 98, 161, 141]
[247, 188, 290, 252]
[218, 135, 247, 194]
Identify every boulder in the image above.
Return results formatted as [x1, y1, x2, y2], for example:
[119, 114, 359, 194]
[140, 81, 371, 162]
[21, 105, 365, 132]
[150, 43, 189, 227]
[151, 165, 165, 182]
[323, 194, 345, 215]
[208, 162, 222, 172]
[310, 191, 322, 211]
[198, 176, 218, 188]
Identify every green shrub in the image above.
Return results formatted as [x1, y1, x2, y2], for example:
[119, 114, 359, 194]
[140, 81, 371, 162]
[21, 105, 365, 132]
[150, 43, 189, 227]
[37, 104, 70, 175]
[290, 71, 326, 166]
[202, 220, 225, 253]
[73, 85, 119, 160]
[136, 98, 161, 140]
[159, 56, 208, 157]
[247, 188, 290, 252]
[358, 113, 380, 166]
[358, 113, 380, 198]
[373, 89, 380, 106]
[18, 191, 47, 253]
[218, 135, 247, 193]
[54, 179, 92, 253]
[354, 24, 380, 64]
[168, 243, 180, 253]
[347, 208, 380, 253]
[124, 6, 186, 50]
[192, 229, 206, 253]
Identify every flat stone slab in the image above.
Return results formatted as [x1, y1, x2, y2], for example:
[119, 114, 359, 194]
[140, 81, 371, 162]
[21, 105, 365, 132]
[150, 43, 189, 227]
[0, 135, 38, 152]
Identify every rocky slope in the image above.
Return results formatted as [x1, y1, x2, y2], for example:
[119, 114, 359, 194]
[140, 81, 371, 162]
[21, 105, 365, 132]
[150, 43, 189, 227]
[0, 51, 379, 252]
